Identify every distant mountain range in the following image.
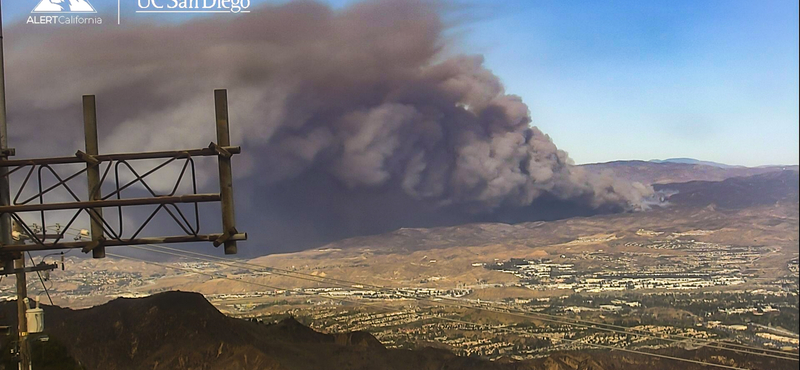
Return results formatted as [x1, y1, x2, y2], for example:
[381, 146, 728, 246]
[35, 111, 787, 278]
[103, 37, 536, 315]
[654, 170, 799, 210]
[307, 169, 799, 255]
[648, 158, 742, 168]
[580, 159, 797, 185]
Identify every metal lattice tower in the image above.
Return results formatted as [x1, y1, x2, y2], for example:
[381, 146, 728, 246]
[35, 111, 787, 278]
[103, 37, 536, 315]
[0, 91, 246, 257]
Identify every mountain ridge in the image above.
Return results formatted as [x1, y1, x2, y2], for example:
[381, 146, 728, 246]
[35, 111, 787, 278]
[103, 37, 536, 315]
[655, 170, 799, 209]
[649, 158, 742, 168]
[2, 291, 795, 370]
[580, 159, 797, 185]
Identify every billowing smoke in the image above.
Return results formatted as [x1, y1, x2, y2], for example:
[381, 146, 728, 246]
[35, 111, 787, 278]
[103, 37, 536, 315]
[5, 0, 651, 255]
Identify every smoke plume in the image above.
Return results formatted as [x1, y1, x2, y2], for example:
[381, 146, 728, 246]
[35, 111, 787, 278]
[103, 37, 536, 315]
[6, 0, 651, 254]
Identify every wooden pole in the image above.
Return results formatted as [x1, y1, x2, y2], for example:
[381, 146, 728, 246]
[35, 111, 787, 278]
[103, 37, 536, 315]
[214, 90, 238, 255]
[83, 95, 105, 258]
[0, 2, 32, 368]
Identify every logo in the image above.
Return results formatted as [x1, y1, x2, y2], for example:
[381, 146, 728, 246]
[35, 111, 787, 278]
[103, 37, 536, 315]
[32, 0, 97, 13]
[28, 0, 103, 25]
[26, 0, 251, 26]
[137, 0, 251, 14]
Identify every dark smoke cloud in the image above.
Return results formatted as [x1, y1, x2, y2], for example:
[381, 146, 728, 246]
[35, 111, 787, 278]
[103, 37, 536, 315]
[5, 0, 651, 255]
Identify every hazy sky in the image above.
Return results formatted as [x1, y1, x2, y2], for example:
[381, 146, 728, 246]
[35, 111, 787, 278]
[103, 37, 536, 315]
[3, 0, 798, 166]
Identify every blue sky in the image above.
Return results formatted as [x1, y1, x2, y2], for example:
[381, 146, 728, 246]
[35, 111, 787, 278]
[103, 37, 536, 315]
[2, 0, 798, 166]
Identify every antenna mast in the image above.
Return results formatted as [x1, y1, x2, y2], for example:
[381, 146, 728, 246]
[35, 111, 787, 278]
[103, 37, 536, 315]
[0, 2, 33, 369]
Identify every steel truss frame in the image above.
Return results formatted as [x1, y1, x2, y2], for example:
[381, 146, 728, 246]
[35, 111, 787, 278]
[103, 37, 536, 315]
[0, 90, 245, 257]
